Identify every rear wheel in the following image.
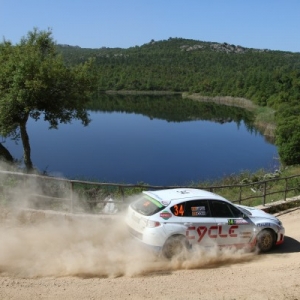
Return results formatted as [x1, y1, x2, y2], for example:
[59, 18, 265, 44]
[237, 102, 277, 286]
[162, 235, 188, 259]
[256, 229, 275, 252]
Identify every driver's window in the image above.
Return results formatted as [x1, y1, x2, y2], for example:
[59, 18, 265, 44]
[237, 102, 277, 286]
[183, 200, 211, 217]
[210, 201, 240, 218]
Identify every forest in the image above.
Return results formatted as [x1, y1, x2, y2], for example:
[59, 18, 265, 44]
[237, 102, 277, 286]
[58, 38, 300, 165]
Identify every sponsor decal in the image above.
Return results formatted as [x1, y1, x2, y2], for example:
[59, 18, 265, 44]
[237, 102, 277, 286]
[191, 206, 206, 211]
[191, 206, 207, 216]
[257, 223, 271, 227]
[228, 219, 248, 225]
[192, 211, 206, 216]
[144, 196, 163, 208]
[160, 211, 172, 220]
[186, 225, 239, 242]
[240, 231, 252, 235]
[239, 231, 253, 238]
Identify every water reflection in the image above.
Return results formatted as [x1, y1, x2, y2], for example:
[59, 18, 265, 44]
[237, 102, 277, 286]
[1, 95, 278, 185]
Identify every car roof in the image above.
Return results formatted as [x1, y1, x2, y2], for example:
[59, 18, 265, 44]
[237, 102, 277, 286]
[143, 188, 228, 203]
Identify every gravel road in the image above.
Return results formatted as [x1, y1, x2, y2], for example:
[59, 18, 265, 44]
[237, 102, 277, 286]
[0, 208, 299, 300]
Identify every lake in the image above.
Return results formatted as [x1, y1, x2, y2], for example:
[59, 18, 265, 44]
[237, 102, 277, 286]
[1, 95, 279, 186]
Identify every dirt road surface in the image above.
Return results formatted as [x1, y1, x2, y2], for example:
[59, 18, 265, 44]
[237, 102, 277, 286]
[0, 208, 300, 300]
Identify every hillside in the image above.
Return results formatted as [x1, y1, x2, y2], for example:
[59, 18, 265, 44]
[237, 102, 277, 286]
[56, 38, 300, 166]
[57, 37, 300, 106]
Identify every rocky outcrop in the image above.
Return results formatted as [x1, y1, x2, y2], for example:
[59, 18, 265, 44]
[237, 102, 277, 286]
[180, 44, 204, 51]
[210, 43, 247, 53]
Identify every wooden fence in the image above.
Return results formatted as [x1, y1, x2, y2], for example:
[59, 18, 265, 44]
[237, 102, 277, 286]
[1, 170, 300, 214]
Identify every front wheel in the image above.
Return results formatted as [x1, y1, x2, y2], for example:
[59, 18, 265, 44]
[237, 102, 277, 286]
[256, 229, 275, 252]
[162, 235, 188, 259]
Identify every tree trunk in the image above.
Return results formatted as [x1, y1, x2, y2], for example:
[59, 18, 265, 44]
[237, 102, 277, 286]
[0, 143, 14, 163]
[20, 116, 33, 171]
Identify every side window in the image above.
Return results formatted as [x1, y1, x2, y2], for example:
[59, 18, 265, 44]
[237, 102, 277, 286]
[170, 200, 211, 217]
[210, 200, 242, 218]
[185, 200, 211, 217]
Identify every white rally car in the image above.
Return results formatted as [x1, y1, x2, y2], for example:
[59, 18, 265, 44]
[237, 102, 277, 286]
[126, 188, 285, 258]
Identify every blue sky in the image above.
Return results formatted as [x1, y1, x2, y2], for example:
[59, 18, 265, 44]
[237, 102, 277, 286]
[1, 0, 299, 52]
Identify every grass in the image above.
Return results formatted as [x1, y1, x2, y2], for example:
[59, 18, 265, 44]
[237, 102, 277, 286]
[254, 106, 276, 124]
[183, 93, 277, 139]
[253, 106, 276, 139]
[182, 93, 257, 110]
[195, 166, 300, 207]
[68, 165, 300, 210]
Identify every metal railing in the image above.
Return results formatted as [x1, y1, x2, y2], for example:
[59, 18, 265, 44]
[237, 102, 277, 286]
[1, 170, 300, 214]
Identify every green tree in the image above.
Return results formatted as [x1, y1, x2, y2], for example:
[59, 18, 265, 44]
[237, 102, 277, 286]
[0, 28, 96, 171]
[276, 115, 300, 165]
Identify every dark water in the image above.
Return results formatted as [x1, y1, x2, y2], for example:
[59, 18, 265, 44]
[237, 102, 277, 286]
[3, 109, 278, 186]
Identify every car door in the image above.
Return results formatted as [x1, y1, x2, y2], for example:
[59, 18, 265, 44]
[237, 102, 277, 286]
[170, 199, 218, 249]
[209, 200, 255, 248]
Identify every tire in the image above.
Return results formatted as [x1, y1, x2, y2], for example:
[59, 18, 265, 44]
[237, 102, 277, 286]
[162, 235, 188, 259]
[256, 229, 275, 253]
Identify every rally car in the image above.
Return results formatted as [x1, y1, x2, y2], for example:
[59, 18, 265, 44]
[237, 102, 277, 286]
[126, 188, 285, 258]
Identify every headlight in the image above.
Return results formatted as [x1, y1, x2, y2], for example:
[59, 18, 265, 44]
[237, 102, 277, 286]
[276, 218, 282, 226]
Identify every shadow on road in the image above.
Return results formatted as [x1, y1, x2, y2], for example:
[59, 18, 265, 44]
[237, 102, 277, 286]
[270, 236, 300, 254]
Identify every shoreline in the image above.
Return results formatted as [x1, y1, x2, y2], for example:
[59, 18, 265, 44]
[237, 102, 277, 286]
[182, 92, 276, 139]
[103, 90, 276, 139]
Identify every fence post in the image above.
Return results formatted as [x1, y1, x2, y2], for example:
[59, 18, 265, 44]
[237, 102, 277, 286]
[262, 181, 267, 206]
[284, 178, 288, 201]
[70, 181, 73, 213]
[119, 185, 124, 201]
[239, 186, 242, 204]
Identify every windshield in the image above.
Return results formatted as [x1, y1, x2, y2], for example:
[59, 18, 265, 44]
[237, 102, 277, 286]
[131, 195, 165, 216]
[236, 205, 252, 216]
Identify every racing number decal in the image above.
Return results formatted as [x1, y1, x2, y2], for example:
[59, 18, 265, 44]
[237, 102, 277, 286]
[173, 204, 184, 216]
[186, 225, 238, 242]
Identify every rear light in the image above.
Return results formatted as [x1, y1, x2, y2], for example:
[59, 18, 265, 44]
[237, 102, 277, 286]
[147, 220, 161, 228]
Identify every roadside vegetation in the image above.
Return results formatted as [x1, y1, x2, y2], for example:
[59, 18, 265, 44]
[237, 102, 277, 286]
[1, 164, 300, 214]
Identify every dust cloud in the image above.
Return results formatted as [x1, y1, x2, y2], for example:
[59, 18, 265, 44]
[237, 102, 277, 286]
[0, 165, 258, 279]
[0, 212, 257, 279]
[0, 210, 151, 278]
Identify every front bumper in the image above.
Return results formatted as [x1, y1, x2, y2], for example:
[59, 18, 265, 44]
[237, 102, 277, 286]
[276, 231, 285, 245]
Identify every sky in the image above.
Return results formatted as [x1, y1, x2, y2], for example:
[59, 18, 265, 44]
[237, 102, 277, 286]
[0, 0, 299, 52]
